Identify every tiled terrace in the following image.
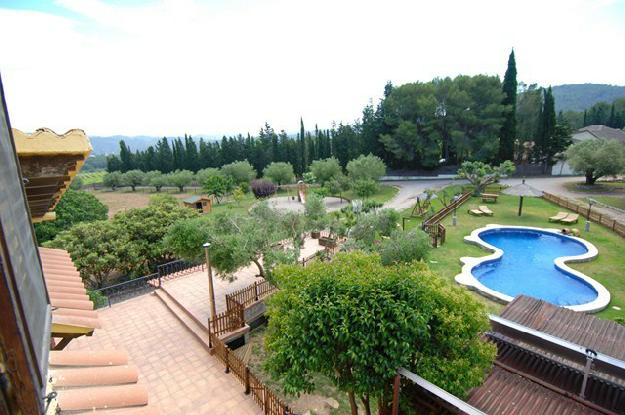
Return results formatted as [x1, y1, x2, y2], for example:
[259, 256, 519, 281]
[162, 237, 325, 325]
[67, 237, 326, 414]
[67, 294, 261, 415]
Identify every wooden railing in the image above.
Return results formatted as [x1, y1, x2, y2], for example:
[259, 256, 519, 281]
[225, 280, 278, 312]
[209, 332, 294, 415]
[209, 302, 245, 337]
[543, 192, 625, 238]
[421, 191, 471, 247]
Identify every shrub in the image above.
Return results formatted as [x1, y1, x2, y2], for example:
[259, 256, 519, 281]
[251, 179, 277, 198]
[309, 157, 341, 185]
[353, 178, 378, 199]
[379, 229, 431, 266]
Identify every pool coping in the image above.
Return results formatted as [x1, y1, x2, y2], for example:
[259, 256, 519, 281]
[454, 224, 610, 313]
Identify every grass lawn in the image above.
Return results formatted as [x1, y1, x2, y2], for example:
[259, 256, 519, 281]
[342, 184, 399, 204]
[593, 195, 625, 210]
[406, 192, 625, 321]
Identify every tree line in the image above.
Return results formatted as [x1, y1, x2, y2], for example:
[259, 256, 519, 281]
[105, 50, 579, 176]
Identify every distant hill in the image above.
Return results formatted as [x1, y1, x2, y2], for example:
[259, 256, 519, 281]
[89, 135, 219, 155]
[552, 84, 625, 112]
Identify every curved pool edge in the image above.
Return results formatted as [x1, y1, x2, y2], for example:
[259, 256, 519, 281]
[454, 224, 610, 313]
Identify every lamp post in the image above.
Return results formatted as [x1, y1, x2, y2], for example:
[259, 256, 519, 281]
[585, 199, 596, 232]
[452, 195, 459, 226]
[203, 242, 217, 322]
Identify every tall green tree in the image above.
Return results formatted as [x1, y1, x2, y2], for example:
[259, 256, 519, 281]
[498, 49, 517, 162]
[118, 140, 134, 172]
[34, 190, 108, 243]
[265, 253, 496, 415]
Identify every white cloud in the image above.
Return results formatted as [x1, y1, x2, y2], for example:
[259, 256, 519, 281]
[0, 0, 623, 136]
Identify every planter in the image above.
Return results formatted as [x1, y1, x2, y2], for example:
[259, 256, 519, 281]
[311, 231, 321, 239]
[318, 236, 337, 248]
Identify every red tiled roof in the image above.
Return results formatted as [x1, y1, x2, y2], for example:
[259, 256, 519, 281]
[40, 247, 101, 333]
[50, 350, 157, 414]
[500, 296, 625, 361]
[467, 366, 604, 415]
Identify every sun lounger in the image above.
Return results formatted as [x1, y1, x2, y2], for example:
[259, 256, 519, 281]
[549, 212, 569, 222]
[468, 208, 484, 216]
[478, 205, 494, 216]
[560, 213, 579, 224]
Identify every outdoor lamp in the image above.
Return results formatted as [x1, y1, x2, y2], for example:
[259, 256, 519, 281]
[203, 242, 217, 322]
[452, 195, 460, 226]
[585, 199, 596, 232]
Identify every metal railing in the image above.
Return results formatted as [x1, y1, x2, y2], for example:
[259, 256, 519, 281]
[92, 259, 202, 308]
[91, 273, 160, 308]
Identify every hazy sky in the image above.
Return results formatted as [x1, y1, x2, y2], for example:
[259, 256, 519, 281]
[1, 0, 624, 137]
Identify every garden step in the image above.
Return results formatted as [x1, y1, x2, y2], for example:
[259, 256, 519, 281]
[153, 289, 211, 353]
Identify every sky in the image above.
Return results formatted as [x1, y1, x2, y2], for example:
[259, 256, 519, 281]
[1, 0, 624, 137]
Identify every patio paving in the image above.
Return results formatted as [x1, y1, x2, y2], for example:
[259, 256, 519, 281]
[67, 294, 262, 415]
[161, 237, 325, 326]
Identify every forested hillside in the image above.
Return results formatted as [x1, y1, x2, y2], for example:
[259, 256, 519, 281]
[552, 84, 625, 112]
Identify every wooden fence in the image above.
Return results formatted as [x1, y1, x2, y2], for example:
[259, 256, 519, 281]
[209, 302, 245, 337]
[421, 191, 472, 247]
[210, 332, 294, 415]
[225, 280, 278, 312]
[543, 192, 625, 238]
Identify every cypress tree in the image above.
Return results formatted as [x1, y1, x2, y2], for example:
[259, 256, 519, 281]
[498, 49, 517, 162]
[300, 118, 308, 170]
[118, 140, 134, 172]
[608, 103, 616, 128]
[583, 109, 587, 126]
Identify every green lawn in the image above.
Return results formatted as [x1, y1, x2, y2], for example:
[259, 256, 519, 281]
[342, 184, 399, 204]
[593, 195, 625, 210]
[406, 192, 625, 321]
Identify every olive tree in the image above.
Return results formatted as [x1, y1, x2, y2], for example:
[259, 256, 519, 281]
[309, 157, 342, 185]
[165, 203, 298, 279]
[263, 162, 295, 186]
[166, 169, 194, 192]
[456, 160, 515, 195]
[346, 154, 386, 182]
[265, 252, 496, 415]
[103, 171, 123, 190]
[121, 169, 145, 191]
[566, 139, 625, 184]
[221, 160, 257, 185]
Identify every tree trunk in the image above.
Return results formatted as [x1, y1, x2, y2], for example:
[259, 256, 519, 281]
[361, 394, 371, 415]
[585, 170, 597, 185]
[178, 186, 184, 192]
[348, 391, 359, 415]
[252, 258, 265, 278]
[131, 185, 136, 191]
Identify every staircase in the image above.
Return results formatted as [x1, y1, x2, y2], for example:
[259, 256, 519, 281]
[153, 289, 212, 352]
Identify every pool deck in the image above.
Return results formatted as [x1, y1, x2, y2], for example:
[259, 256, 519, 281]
[455, 224, 610, 313]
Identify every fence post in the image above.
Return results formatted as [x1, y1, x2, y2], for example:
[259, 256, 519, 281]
[254, 281, 259, 301]
[264, 388, 269, 415]
[224, 348, 230, 374]
[245, 367, 250, 394]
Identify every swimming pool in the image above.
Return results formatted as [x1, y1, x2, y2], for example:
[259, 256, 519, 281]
[455, 225, 610, 313]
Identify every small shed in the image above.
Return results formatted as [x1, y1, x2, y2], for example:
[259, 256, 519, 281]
[183, 195, 212, 213]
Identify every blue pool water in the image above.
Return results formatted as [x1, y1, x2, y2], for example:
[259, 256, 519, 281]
[472, 228, 598, 306]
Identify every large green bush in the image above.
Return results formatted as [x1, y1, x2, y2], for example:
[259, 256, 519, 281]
[34, 190, 108, 243]
[266, 252, 496, 413]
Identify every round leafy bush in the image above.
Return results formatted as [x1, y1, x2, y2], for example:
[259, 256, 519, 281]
[251, 179, 277, 199]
